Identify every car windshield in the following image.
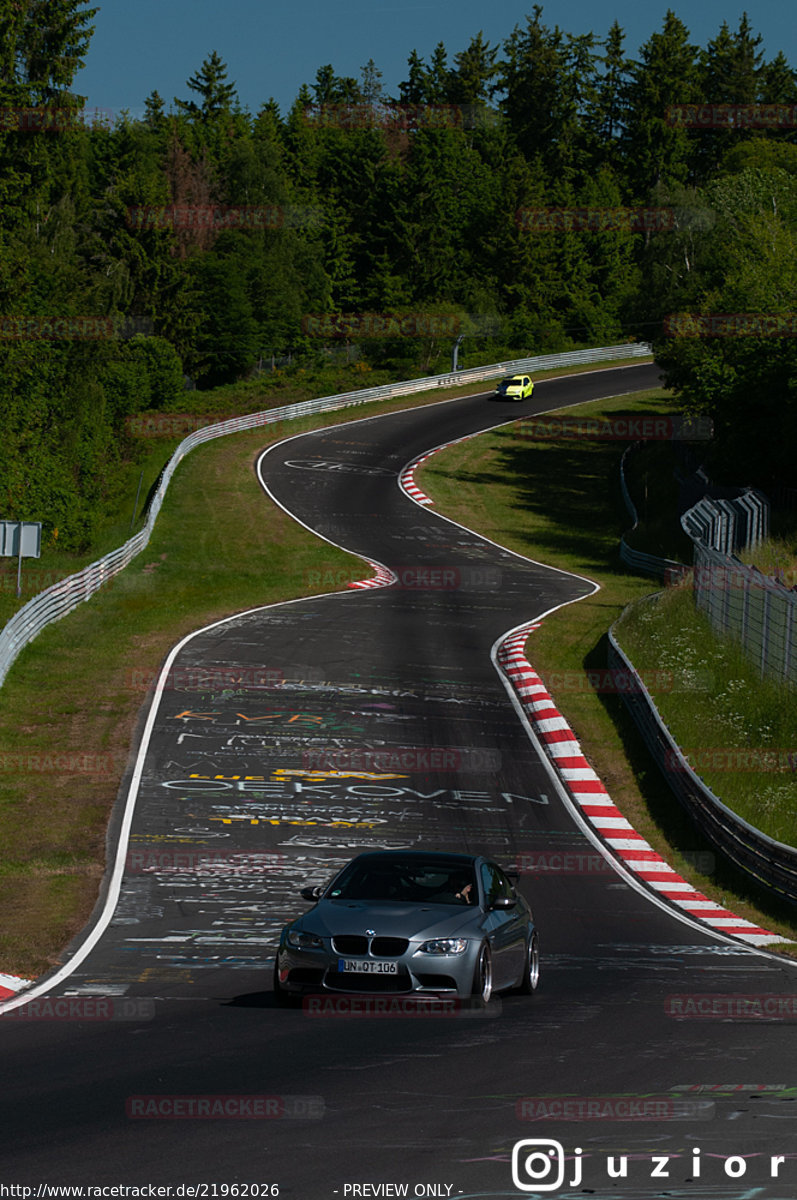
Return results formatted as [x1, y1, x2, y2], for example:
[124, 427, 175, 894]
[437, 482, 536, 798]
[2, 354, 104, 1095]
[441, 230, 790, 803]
[327, 857, 478, 904]
[500, 377, 520, 386]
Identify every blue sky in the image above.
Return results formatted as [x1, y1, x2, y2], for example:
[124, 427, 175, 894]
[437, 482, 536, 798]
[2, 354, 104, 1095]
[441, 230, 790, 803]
[77, 0, 796, 121]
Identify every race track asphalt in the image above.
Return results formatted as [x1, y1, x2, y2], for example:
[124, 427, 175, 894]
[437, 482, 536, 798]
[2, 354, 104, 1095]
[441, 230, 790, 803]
[2, 363, 796, 1200]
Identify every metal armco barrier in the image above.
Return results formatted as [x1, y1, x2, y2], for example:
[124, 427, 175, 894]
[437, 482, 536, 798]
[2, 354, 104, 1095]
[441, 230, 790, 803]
[0, 342, 651, 687]
[608, 622, 797, 906]
[618, 444, 685, 579]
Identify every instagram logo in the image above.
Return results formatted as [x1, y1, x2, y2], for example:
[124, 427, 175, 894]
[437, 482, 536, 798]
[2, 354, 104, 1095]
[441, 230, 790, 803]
[512, 1139, 572, 1192]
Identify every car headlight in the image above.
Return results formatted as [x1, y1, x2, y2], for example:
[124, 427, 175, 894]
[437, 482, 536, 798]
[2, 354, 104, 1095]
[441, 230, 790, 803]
[416, 938, 469, 955]
[287, 929, 325, 950]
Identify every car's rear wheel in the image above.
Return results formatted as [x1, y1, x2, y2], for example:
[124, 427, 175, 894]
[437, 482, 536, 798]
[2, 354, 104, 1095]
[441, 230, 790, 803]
[472, 942, 493, 1004]
[518, 932, 540, 994]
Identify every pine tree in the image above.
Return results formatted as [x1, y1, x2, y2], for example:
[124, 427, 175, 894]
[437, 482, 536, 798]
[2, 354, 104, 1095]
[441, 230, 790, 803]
[9, 0, 98, 106]
[450, 32, 498, 106]
[701, 14, 762, 104]
[398, 51, 428, 106]
[360, 59, 384, 105]
[497, 8, 596, 187]
[621, 11, 700, 196]
[692, 15, 765, 177]
[311, 65, 363, 106]
[0, 0, 98, 246]
[589, 22, 629, 174]
[176, 50, 238, 122]
[498, 8, 566, 170]
[143, 90, 167, 131]
[759, 52, 797, 104]
[426, 43, 451, 105]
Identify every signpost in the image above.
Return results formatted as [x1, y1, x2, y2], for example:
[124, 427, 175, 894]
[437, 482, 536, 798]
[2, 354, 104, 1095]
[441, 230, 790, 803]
[0, 521, 42, 597]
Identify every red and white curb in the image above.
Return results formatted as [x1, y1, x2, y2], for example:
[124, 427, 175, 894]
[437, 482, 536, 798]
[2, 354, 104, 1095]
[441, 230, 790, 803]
[347, 561, 395, 590]
[0, 973, 31, 1000]
[399, 433, 475, 507]
[400, 458, 434, 506]
[497, 623, 786, 948]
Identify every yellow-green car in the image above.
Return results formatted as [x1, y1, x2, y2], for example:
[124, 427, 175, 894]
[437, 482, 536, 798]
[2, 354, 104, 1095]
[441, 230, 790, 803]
[495, 374, 534, 400]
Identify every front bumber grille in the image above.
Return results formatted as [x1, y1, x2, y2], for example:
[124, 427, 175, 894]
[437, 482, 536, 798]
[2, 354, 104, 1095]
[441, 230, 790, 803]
[371, 937, 409, 956]
[324, 969, 413, 993]
[284, 968, 325, 986]
[332, 935, 369, 955]
[413, 974, 458, 991]
[331, 935, 409, 957]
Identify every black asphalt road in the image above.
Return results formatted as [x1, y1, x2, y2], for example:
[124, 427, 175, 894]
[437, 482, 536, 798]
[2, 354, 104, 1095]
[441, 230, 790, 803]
[2, 364, 796, 1200]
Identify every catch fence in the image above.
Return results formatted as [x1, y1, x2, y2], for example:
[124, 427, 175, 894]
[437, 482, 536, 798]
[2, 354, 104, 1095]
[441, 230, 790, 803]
[682, 493, 796, 687]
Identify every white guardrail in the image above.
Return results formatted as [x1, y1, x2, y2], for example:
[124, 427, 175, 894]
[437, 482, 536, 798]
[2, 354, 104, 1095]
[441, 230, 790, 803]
[0, 342, 652, 687]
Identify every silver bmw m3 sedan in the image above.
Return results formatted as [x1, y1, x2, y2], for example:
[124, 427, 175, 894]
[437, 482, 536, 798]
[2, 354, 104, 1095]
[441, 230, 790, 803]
[273, 850, 539, 1005]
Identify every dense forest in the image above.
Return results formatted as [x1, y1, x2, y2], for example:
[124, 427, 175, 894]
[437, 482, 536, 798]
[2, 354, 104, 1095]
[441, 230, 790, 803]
[1, 2, 796, 548]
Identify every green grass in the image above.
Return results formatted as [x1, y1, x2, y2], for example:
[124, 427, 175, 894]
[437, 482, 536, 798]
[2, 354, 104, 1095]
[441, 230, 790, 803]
[0, 354, 648, 978]
[738, 533, 797, 587]
[615, 583, 797, 845]
[416, 389, 797, 946]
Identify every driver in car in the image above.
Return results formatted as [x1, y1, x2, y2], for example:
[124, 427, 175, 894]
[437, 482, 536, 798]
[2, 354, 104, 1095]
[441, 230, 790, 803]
[454, 875, 474, 903]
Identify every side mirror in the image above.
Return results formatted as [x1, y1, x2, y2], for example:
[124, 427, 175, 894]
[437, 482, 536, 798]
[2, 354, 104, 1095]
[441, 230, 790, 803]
[491, 896, 517, 910]
[300, 885, 324, 901]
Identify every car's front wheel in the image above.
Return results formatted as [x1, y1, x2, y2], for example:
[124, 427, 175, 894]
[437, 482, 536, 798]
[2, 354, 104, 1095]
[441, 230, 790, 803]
[518, 932, 540, 994]
[471, 942, 493, 1004]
